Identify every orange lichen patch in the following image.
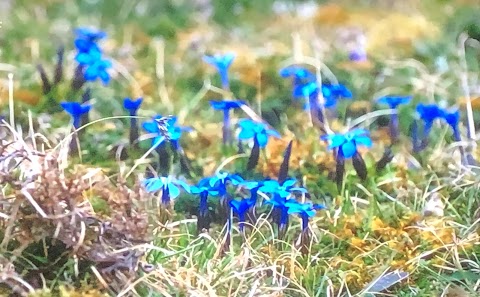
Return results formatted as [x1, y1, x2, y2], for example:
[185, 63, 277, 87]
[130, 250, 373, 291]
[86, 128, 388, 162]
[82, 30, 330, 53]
[314, 5, 439, 56]
[257, 134, 335, 177]
[130, 71, 155, 98]
[0, 86, 41, 106]
[321, 210, 478, 290]
[314, 3, 350, 26]
[359, 12, 439, 55]
[458, 96, 480, 109]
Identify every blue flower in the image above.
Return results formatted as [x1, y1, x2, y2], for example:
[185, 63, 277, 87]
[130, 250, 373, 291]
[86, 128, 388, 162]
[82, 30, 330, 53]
[74, 27, 107, 41]
[416, 103, 444, 136]
[209, 100, 245, 111]
[279, 65, 315, 80]
[74, 27, 104, 65]
[188, 177, 220, 227]
[60, 101, 91, 128]
[322, 129, 372, 158]
[203, 53, 235, 89]
[208, 171, 243, 196]
[285, 200, 325, 231]
[377, 95, 412, 109]
[142, 115, 192, 149]
[259, 178, 307, 198]
[123, 97, 143, 115]
[442, 109, 460, 130]
[442, 108, 461, 141]
[239, 180, 264, 202]
[143, 176, 190, 205]
[238, 119, 281, 148]
[210, 100, 246, 145]
[83, 58, 112, 85]
[75, 45, 102, 65]
[322, 83, 352, 100]
[229, 198, 256, 231]
[261, 179, 308, 231]
[293, 81, 318, 98]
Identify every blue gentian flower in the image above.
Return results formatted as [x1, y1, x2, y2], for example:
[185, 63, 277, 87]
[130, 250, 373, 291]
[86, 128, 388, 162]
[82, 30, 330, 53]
[322, 83, 352, 101]
[259, 178, 307, 198]
[143, 176, 190, 205]
[377, 95, 412, 141]
[285, 200, 325, 231]
[75, 46, 102, 65]
[293, 81, 318, 98]
[210, 100, 245, 145]
[260, 178, 308, 235]
[442, 109, 461, 141]
[203, 53, 235, 89]
[60, 102, 92, 129]
[416, 103, 444, 137]
[74, 27, 105, 64]
[279, 65, 315, 80]
[322, 129, 372, 159]
[83, 58, 112, 85]
[229, 198, 256, 231]
[190, 177, 220, 216]
[142, 115, 192, 149]
[210, 100, 245, 111]
[74, 27, 107, 41]
[188, 177, 220, 231]
[123, 97, 143, 147]
[238, 119, 281, 148]
[123, 97, 143, 116]
[208, 171, 243, 196]
[377, 95, 412, 109]
[239, 180, 264, 203]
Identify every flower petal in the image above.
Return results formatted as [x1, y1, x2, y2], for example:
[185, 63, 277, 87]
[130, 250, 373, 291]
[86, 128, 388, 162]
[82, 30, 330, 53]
[340, 140, 357, 158]
[168, 184, 181, 199]
[256, 132, 269, 148]
[354, 136, 372, 148]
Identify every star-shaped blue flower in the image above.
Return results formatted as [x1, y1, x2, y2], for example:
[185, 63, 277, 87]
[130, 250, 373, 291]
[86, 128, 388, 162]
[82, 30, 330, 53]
[123, 97, 143, 115]
[143, 176, 190, 205]
[210, 100, 246, 145]
[442, 109, 460, 130]
[188, 177, 220, 219]
[442, 108, 461, 141]
[238, 180, 264, 202]
[238, 119, 281, 148]
[322, 129, 372, 158]
[416, 103, 444, 136]
[83, 58, 112, 85]
[279, 65, 315, 80]
[75, 45, 102, 65]
[209, 100, 245, 111]
[259, 178, 307, 198]
[285, 200, 325, 231]
[60, 101, 92, 128]
[142, 115, 192, 149]
[208, 171, 243, 196]
[377, 95, 412, 109]
[203, 53, 235, 89]
[322, 83, 352, 101]
[229, 197, 256, 231]
[74, 27, 107, 41]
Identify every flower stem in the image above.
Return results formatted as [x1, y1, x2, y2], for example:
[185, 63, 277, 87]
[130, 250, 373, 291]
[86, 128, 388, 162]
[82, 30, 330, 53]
[222, 109, 231, 146]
